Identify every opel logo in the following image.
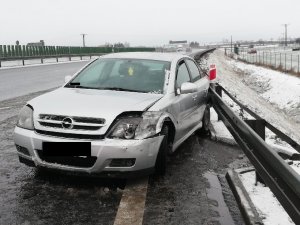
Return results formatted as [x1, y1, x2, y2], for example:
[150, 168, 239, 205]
[62, 117, 74, 129]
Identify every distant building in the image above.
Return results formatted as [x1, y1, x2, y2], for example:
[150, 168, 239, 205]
[169, 40, 187, 44]
[27, 40, 45, 47]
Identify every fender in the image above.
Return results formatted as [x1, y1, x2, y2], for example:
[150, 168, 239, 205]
[155, 112, 177, 134]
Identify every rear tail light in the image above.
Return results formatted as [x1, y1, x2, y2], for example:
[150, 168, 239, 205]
[209, 64, 217, 82]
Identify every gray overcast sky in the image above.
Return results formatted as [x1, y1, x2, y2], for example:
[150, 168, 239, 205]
[1, 0, 299, 46]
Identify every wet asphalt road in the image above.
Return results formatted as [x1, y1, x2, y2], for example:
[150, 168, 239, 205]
[0, 61, 90, 101]
[0, 89, 246, 225]
[144, 136, 245, 225]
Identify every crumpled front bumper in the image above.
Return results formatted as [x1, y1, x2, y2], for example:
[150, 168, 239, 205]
[14, 127, 164, 177]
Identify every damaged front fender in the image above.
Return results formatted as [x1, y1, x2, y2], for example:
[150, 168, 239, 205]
[135, 111, 176, 140]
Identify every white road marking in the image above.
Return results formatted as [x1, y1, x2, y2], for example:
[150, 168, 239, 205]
[114, 177, 149, 225]
[0, 107, 11, 110]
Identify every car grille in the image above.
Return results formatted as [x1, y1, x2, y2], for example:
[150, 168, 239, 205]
[36, 150, 97, 168]
[35, 129, 105, 140]
[38, 114, 106, 131]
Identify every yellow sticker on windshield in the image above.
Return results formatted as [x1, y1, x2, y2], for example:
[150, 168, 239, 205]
[128, 67, 134, 76]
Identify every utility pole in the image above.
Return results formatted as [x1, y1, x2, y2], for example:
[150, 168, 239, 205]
[282, 24, 289, 47]
[80, 33, 87, 47]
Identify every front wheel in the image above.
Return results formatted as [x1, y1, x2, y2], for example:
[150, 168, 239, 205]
[155, 126, 169, 175]
[198, 105, 211, 137]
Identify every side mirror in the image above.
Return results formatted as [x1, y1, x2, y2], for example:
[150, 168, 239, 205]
[65, 75, 72, 83]
[209, 64, 217, 82]
[180, 82, 198, 94]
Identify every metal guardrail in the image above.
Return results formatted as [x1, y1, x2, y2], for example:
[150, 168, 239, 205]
[210, 84, 300, 224]
[190, 48, 216, 62]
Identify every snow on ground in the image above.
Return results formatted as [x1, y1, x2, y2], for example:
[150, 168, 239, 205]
[207, 50, 300, 153]
[291, 161, 300, 174]
[239, 171, 294, 225]
[228, 60, 300, 122]
[210, 108, 237, 145]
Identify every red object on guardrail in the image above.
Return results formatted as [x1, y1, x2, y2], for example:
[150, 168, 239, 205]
[209, 64, 217, 81]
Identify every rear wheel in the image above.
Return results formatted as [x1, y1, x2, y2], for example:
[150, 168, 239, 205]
[155, 126, 169, 175]
[198, 105, 211, 137]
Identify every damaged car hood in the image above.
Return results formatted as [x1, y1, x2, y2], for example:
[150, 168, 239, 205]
[29, 87, 163, 134]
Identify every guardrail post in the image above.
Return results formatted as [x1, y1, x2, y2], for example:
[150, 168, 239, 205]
[215, 85, 223, 121]
[245, 119, 266, 186]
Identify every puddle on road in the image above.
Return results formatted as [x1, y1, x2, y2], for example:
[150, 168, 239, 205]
[204, 171, 235, 225]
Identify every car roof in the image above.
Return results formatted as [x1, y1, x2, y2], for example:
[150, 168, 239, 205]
[101, 52, 190, 62]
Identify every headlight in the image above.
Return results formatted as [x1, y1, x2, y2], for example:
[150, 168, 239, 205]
[17, 105, 34, 130]
[108, 112, 163, 140]
[108, 117, 142, 139]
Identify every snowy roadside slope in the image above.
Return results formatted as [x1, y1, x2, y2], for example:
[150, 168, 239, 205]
[229, 59, 300, 124]
[208, 50, 300, 144]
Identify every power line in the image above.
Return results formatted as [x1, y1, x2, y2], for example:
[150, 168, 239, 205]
[80, 33, 87, 47]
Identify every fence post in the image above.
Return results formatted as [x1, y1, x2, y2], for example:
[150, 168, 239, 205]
[285, 54, 287, 71]
[3, 45, 7, 57]
[280, 53, 282, 68]
[298, 55, 300, 73]
[7, 45, 11, 57]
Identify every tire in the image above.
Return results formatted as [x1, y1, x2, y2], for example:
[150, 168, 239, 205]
[198, 105, 211, 137]
[155, 126, 169, 175]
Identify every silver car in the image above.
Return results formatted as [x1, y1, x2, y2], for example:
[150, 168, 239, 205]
[14, 52, 210, 177]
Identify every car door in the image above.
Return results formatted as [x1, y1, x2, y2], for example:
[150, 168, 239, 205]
[173, 59, 199, 141]
[185, 58, 209, 124]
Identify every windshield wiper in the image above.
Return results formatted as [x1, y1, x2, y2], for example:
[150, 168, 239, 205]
[65, 82, 92, 89]
[101, 87, 146, 93]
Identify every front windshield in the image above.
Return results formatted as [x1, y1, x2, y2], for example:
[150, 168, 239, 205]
[67, 58, 171, 94]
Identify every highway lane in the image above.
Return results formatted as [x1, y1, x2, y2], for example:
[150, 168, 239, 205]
[0, 61, 91, 101]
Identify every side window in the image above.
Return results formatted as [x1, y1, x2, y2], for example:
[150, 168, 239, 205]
[176, 62, 191, 88]
[186, 59, 201, 81]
